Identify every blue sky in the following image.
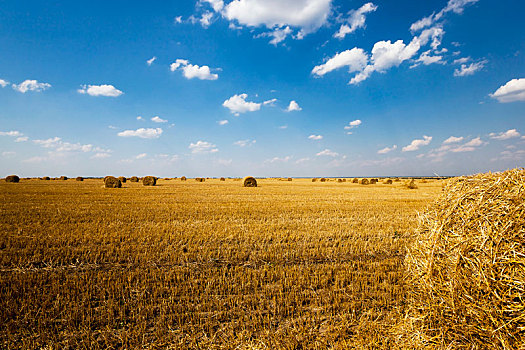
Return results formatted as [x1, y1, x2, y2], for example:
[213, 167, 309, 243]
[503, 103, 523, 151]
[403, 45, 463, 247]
[1, 0, 524, 177]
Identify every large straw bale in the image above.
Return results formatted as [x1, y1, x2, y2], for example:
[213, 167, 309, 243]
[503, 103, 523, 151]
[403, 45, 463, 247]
[59, 176, 68, 180]
[180, 176, 187, 181]
[75, 177, 83, 181]
[104, 176, 121, 188]
[243, 176, 257, 187]
[118, 176, 127, 183]
[352, 178, 359, 183]
[320, 178, 326, 182]
[312, 178, 317, 182]
[358, 178, 369, 185]
[401, 169, 525, 349]
[5, 175, 19, 183]
[383, 178, 393, 184]
[220, 177, 226, 181]
[142, 176, 157, 186]
[129, 176, 139, 182]
[405, 179, 418, 189]
[42, 176, 50, 180]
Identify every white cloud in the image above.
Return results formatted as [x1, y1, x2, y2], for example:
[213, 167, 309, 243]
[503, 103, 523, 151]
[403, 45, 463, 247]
[78, 84, 123, 97]
[453, 60, 486, 77]
[15, 136, 29, 142]
[223, 93, 261, 115]
[2, 151, 15, 158]
[279, 125, 288, 129]
[234, 139, 256, 147]
[259, 26, 293, 45]
[151, 116, 168, 123]
[170, 59, 219, 80]
[135, 153, 147, 159]
[316, 149, 339, 157]
[402, 135, 432, 152]
[199, 11, 214, 27]
[410, 0, 479, 32]
[377, 145, 397, 154]
[202, 0, 224, 12]
[91, 152, 111, 159]
[189, 140, 219, 154]
[137, 116, 144, 121]
[344, 119, 362, 130]
[443, 136, 464, 144]
[308, 134, 323, 140]
[117, 128, 163, 139]
[266, 156, 291, 163]
[312, 48, 368, 76]
[464, 137, 483, 147]
[0, 130, 23, 137]
[263, 98, 277, 106]
[22, 156, 47, 163]
[33, 137, 61, 148]
[218, 119, 229, 125]
[147, 56, 157, 66]
[490, 79, 525, 103]
[489, 129, 521, 140]
[174, 16, 183, 23]
[453, 57, 470, 64]
[0, 79, 9, 87]
[286, 100, 302, 112]
[412, 50, 443, 67]
[334, 2, 377, 39]
[12, 80, 51, 93]
[222, 0, 332, 38]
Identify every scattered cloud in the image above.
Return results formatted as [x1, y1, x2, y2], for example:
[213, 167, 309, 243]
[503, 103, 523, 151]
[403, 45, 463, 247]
[151, 116, 168, 123]
[316, 149, 339, 157]
[411, 50, 443, 67]
[135, 153, 147, 159]
[22, 156, 47, 163]
[223, 93, 261, 115]
[170, 59, 219, 80]
[263, 98, 277, 106]
[174, 16, 183, 24]
[286, 100, 302, 112]
[266, 156, 291, 163]
[15, 136, 28, 142]
[312, 48, 368, 76]
[453, 57, 470, 64]
[257, 26, 293, 45]
[344, 119, 362, 134]
[402, 135, 432, 152]
[33, 137, 62, 148]
[91, 152, 111, 159]
[117, 128, 163, 139]
[202, 0, 224, 12]
[490, 79, 525, 103]
[308, 134, 323, 140]
[12, 79, 51, 93]
[2, 151, 15, 158]
[279, 125, 288, 129]
[443, 136, 464, 144]
[489, 129, 521, 140]
[453, 60, 487, 77]
[218, 119, 229, 125]
[0, 79, 9, 87]
[189, 140, 219, 154]
[137, 116, 144, 121]
[0, 130, 23, 137]
[377, 145, 397, 154]
[234, 139, 256, 147]
[410, 0, 479, 33]
[147, 56, 157, 66]
[334, 2, 377, 39]
[78, 84, 123, 97]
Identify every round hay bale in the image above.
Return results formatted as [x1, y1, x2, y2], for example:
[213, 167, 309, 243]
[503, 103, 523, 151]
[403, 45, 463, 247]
[220, 177, 226, 181]
[370, 178, 378, 184]
[142, 176, 157, 186]
[383, 178, 393, 184]
[75, 177, 84, 181]
[358, 178, 369, 185]
[180, 176, 187, 181]
[118, 176, 127, 183]
[320, 178, 326, 182]
[243, 176, 257, 187]
[394, 178, 401, 182]
[287, 178, 292, 181]
[42, 176, 50, 180]
[129, 176, 139, 182]
[337, 178, 343, 183]
[5, 175, 20, 183]
[402, 169, 525, 349]
[59, 176, 68, 180]
[104, 176, 121, 188]
[405, 179, 418, 189]
[312, 178, 317, 182]
[352, 178, 359, 183]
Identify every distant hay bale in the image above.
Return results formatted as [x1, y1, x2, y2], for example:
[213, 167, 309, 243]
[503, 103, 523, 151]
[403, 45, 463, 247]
[180, 176, 187, 181]
[401, 169, 525, 349]
[287, 178, 292, 181]
[220, 177, 226, 181]
[394, 178, 401, 182]
[59, 176, 68, 180]
[129, 176, 139, 182]
[5, 175, 20, 183]
[320, 178, 326, 182]
[405, 179, 418, 189]
[337, 178, 343, 183]
[383, 178, 393, 184]
[312, 178, 317, 182]
[358, 178, 369, 185]
[420, 178, 427, 183]
[143, 176, 157, 186]
[118, 176, 127, 183]
[195, 178, 205, 182]
[243, 176, 257, 187]
[369, 178, 378, 184]
[352, 178, 359, 183]
[42, 176, 50, 180]
[75, 177, 83, 181]
[104, 176, 121, 188]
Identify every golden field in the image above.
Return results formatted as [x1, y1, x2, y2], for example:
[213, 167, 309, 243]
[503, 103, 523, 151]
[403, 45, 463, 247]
[0, 178, 442, 349]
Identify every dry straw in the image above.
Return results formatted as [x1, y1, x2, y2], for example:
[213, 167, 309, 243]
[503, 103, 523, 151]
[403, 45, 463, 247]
[75, 177, 83, 181]
[143, 176, 157, 186]
[104, 176, 121, 188]
[352, 178, 359, 183]
[320, 178, 326, 182]
[287, 178, 292, 181]
[312, 178, 317, 182]
[243, 176, 257, 187]
[400, 169, 525, 349]
[358, 178, 369, 185]
[118, 176, 127, 183]
[405, 179, 418, 189]
[195, 178, 205, 182]
[5, 175, 19, 183]
[129, 176, 139, 182]
[180, 176, 187, 181]
[59, 176, 68, 180]
[220, 177, 226, 181]
[42, 176, 50, 180]
[370, 178, 378, 184]
[383, 178, 393, 184]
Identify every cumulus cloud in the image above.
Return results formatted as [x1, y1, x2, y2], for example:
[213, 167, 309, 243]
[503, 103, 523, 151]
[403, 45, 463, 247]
[312, 48, 368, 76]
[453, 60, 487, 77]
[0, 79, 9, 87]
[0, 130, 23, 137]
[151, 116, 168, 123]
[412, 50, 443, 67]
[78, 84, 123, 97]
[174, 16, 183, 24]
[489, 129, 521, 140]
[170, 59, 219, 80]
[377, 145, 397, 154]
[12, 79, 51, 93]
[308, 134, 323, 140]
[344, 119, 362, 133]
[234, 139, 256, 147]
[15, 136, 29, 142]
[137, 116, 144, 121]
[490, 79, 525, 103]
[286, 100, 302, 112]
[147, 56, 157, 66]
[402, 135, 432, 152]
[91, 152, 111, 159]
[316, 149, 339, 157]
[450, 137, 484, 152]
[33, 137, 62, 148]
[223, 93, 261, 115]
[443, 136, 464, 144]
[189, 140, 219, 154]
[202, 0, 224, 12]
[257, 26, 293, 45]
[334, 2, 377, 39]
[117, 128, 163, 139]
[218, 119, 229, 125]
[410, 0, 479, 32]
